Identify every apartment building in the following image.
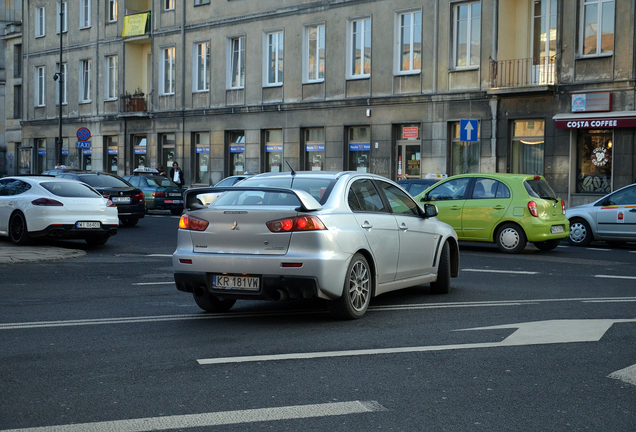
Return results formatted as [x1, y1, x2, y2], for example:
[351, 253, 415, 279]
[12, 0, 636, 206]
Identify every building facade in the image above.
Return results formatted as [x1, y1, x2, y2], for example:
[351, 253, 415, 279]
[12, 0, 636, 206]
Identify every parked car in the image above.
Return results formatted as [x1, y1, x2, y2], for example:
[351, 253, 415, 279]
[50, 172, 145, 226]
[566, 183, 636, 246]
[123, 173, 185, 215]
[0, 176, 118, 245]
[397, 175, 446, 197]
[173, 171, 460, 319]
[415, 173, 569, 253]
[214, 174, 254, 187]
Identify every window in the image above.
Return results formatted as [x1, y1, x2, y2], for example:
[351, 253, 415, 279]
[105, 56, 118, 100]
[453, 2, 481, 68]
[194, 132, 210, 184]
[427, 178, 471, 201]
[228, 131, 246, 176]
[55, 63, 67, 105]
[511, 120, 544, 175]
[195, 0, 210, 4]
[79, 60, 92, 103]
[56, 1, 68, 33]
[264, 31, 284, 86]
[471, 178, 510, 199]
[108, 0, 117, 22]
[161, 47, 175, 95]
[264, 129, 283, 172]
[105, 136, 119, 173]
[348, 126, 370, 172]
[349, 179, 386, 213]
[348, 17, 371, 78]
[14, 85, 22, 119]
[229, 36, 245, 89]
[35, 66, 45, 107]
[396, 10, 421, 73]
[304, 128, 325, 171]
[576, 129, 612, 194]
[194, 42, 210, 91]
[451, 121, 480, 175]
[164, 0, 175, 11]
[304, 24, 325, 82]
[80, 0, 91, 28]
[581, 0, 614, 55]
[14, 45, 22, 78]
[35, 7, 45, 37]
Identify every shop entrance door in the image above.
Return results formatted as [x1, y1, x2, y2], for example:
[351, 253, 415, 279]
[396, 143, 421, 180]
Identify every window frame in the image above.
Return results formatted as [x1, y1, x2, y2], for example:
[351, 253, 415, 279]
[105, 55, 118, 100]
[263, 30, 284, 87]
[394, 9, 422, 75]
[579, 0, 615, 57]
[452, 1, 482, 69]
[347, 16, 372, 79]
[56, 1, 68, 34]
[108, 0, 117, 22]
[79, 59, 92, 103]
[193, 41, 210, 92]
[35, 66, 46, 107]
[79, 0, 91, 29]
[194, 0, 210, 5]
[303, 23, 326, 83]
[227, 35, 246, 89]
[35, 6, 45, 38]
[160, 46, 176, 95]
[164, 0, 175, 11]
[55, 62, 67, 105]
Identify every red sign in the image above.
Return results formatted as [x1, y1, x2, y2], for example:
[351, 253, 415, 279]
[555, 117, 636, 129]
[77, 127, 91, 141]
[402, 127, 419, 139]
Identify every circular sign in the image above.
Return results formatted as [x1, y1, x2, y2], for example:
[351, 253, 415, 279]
[77, 127, 91, 141]
[591, 147, 609, 167]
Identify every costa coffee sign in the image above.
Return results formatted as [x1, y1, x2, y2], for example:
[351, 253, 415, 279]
[555, 117, 636, 129]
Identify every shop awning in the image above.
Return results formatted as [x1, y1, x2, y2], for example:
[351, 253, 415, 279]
[553, 111, 636, 129]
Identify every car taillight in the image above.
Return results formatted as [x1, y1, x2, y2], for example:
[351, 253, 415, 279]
[152, 191, 166, 198]
[106, 199, 116, 207]
[133, 192, 145, 202]
[561, 199, 566, 215]
[528, 201, 538, 217]
[179, 214, 209, 231]
[32, 198, 63, 206]
[266, 215, 326, 233]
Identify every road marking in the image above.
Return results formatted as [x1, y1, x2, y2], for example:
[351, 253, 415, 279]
[133, 282, 174, 285]
[197, 319, 636, 365]
[146, 254, 173, 257]
[594, 275, 636, 280]
[462, 269, 539, 275]
[587, 248, 611, 251]
[0, 401, 385, 432]
[2, 298, 636, 331]
[608, 364, 636, 387]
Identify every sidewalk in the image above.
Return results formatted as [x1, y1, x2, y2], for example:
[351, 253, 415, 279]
[0, 242, 86, 264]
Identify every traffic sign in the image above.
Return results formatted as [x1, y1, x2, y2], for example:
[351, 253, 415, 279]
[77, 127, 91, 141]
[76, 141, 91, 149]
[459, 119, 479, 142]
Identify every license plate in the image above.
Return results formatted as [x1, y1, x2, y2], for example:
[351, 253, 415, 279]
[169, 193, 182, 197]
[212, 275, 260, 291]
[164, 200, 183, 204]
[112, 197, 131, 204]
[76, 222, 101, 229]
[551, 225, 564, 234]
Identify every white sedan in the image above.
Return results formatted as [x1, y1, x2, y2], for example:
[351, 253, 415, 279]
[0, 176, 119, 246]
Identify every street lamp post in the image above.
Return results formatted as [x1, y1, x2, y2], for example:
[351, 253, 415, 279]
[53, 5, 64, 166]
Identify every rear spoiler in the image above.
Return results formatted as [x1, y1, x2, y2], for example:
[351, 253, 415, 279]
[184, 186, 322, 212]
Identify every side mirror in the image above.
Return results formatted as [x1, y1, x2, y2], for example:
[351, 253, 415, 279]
[423, 203, 438, 218]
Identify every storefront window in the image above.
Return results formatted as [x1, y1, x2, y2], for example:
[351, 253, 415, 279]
[133, 136, 147, 169]
[511, 120, 544, 175]
[576, 129, 612, 194]
[18, 146, 32, 174]
[228, 131, 246, 176]
[194, 132, 210, 184]
[305, 128, 325, 171]
[396, 124, 420, 180]
[36, 139, 46, 173]
[61, 138, 77, 168]
[161, 133, 176, 168]
[348, 126, 370, 172]
[451, 122, 480, 175]
[105, 136, 118, 174]
[265, 129, 283, 172]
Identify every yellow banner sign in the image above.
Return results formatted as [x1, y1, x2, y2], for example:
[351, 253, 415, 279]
[122, 13, 149, 37]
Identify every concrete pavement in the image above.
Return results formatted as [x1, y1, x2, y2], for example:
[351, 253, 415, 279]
[0, 242, 85, 264]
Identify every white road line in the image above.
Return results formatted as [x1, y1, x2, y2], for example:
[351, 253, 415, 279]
[133, 282, 174, 285]
[587, 248, 611, 251]
[0, 401, 384, 432]
[583, 299, 636, 303]
[608, 364, 636, 387]
[3, 297, 636, 331]
[461, 269, 539, 275]
[145, 254, 173, 257]
[594, 275, 636, 280]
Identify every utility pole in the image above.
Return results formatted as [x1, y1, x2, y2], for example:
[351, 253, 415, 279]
[53, 5, 64, 166]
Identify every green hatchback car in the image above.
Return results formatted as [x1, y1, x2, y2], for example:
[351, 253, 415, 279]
[414, 173, 569, 253]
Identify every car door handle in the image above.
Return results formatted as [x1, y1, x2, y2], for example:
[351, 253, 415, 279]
[450, 206, 461, 210]
[361, 221, 373, 229]
[630, 209, 636, 213]
[493, 205, 505, 210]
[399, 223, 408, 231]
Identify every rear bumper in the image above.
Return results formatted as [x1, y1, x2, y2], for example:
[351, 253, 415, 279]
[146, 198, 184, 210]
[116, 202, 146, 218]
[30, 224, 118, 239]
[523, 218, 570, 242]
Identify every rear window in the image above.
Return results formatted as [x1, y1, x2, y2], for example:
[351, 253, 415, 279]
[78, 174, 130, 188]
[238, 177, 336, 204]
[524, 179, 557, 200]
[213, 190, 300, 207]
[146, 176, 178, 188]
[41, 182, 102, 198]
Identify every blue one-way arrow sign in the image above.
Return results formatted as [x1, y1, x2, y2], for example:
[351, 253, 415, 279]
[460, 119, 479, 142]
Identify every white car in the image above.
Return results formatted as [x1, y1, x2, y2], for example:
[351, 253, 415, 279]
[566, 183, 636, 246]
[0, 176, 119, 246]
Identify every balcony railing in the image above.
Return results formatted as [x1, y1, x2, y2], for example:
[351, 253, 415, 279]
[489, 57, 556, 89]
[120, 94, 147, 113]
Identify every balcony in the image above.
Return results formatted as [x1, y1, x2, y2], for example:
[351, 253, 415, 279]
[120, 94, 148, 113]
[122, 11, 151, 38]
[489, 57, 556, 89]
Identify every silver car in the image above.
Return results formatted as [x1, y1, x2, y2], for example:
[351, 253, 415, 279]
[567, 183, 636, 246]
[173, 171, 459, 319]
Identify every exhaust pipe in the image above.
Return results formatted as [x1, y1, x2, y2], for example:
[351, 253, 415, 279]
[275, 289, 289, 301]
[193, 285, 206, 297]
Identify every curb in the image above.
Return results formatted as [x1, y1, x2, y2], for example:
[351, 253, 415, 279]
[0, 244, 86, 264]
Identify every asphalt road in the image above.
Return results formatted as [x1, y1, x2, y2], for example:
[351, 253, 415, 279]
[1, 213, 635, 431]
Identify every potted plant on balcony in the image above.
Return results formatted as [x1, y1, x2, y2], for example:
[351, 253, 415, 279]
[131, 87, 145, 112]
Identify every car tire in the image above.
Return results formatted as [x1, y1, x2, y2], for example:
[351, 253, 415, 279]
[329, 253, 372, 320]
[430, 241, 451, 294]
[9, 212, 31, 246]
[495, 223, 527, 254]
[170, 209, 183, 216]
[120, 217, 139, 227]
[567, 218, 593, 247]
[85, 236, 109, 246]
[193, 291, 236, 313]
[532, 239, 561, 251]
